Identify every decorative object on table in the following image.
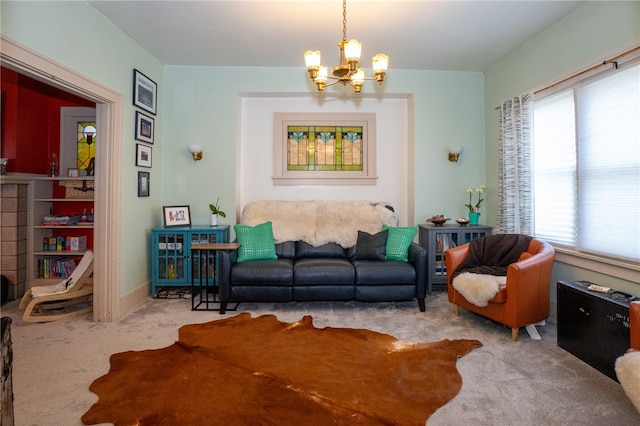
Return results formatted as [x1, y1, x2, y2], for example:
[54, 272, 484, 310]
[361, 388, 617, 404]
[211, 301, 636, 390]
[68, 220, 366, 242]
[468, 212, 480, 225]
[0, 158, 7, 175]
[208, 198, 226, 226]
[137, 171, 150, 197]
[48, 153, 58, 177]
[134, 111, 154, 144]
[303, 0, 389, 94]
[67, 168, 80, 177]
[81, 313, 481, 426]
[428, 214, 450, 226]
[163, 206, 191, 228]
[465, 184, 487, 225]
[187, 145, 203, 162]
[132, 69, 157, 115]
[456, 217, 470, 227]
[135, 144, 152, 168]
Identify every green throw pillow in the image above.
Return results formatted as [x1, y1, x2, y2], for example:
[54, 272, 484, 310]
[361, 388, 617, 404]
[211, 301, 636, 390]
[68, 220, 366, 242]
[234, 221, 277, 263]
[382, 225, 417, 262]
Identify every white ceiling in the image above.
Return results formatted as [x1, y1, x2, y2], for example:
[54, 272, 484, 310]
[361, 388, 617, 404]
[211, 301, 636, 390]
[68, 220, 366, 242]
[88, 0, 586, 71]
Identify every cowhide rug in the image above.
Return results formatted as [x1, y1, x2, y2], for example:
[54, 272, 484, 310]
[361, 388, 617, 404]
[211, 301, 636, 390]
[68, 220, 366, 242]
[82, 313, 481, 425]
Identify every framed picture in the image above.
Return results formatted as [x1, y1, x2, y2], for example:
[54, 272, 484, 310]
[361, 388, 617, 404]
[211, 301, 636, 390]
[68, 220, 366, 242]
[67, 168, 80, 177]
[135, 111, 154, 144]
[163, 205, 191, 228]
[133, 69, 157, 115]
[272, 112, 377, 186]
[138, 171, 150, 197]
[136, 144, 152, 168]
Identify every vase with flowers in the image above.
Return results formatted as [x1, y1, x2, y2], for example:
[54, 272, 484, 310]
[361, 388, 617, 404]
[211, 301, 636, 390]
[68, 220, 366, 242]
[465, 185, 486, 225]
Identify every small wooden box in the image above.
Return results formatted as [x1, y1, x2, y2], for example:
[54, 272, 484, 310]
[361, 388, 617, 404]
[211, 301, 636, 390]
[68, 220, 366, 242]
[65, 181, 94, 199]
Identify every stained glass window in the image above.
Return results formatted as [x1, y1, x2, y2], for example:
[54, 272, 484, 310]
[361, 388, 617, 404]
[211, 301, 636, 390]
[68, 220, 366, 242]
[77, 122, 96, 172]
[286, 125, 363, 172]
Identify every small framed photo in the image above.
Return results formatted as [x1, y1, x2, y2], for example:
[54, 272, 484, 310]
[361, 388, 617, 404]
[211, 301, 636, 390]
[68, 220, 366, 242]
[135, 111, 154, 144]
[136, 144, 152, 168]
[163, 205, 191, 228]
[138, 171, 150, 197]
[67, 168, 80, 177]
[133, 69, 157, 115]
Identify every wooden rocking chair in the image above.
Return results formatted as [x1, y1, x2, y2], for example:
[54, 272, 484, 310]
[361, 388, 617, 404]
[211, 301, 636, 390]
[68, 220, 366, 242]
[19, 250, 94, 323]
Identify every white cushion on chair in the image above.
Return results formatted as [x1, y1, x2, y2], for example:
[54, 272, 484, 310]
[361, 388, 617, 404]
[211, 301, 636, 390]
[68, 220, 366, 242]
[452, 272, 506, 307]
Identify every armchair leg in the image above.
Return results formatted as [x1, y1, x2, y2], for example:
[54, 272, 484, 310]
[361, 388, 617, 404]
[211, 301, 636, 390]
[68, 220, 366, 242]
[453, 304, 459, 316]
[512, 327, 519, 341]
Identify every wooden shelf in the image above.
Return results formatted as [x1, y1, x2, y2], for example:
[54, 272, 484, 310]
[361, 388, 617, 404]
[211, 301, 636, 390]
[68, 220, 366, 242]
[35, 225, 94, 229]
[34, 198, 94, 202]
[33, 250, 88, 256]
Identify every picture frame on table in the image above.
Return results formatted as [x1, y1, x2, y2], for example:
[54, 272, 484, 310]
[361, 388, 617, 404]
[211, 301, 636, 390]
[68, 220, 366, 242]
[135, 111, 154, 144]
[133, 69, 157, 115]
[138, 171, 150, 197]
[163, 205, 191, 228]
[67, 168, 80, 177]
[136, 144, 152, 168]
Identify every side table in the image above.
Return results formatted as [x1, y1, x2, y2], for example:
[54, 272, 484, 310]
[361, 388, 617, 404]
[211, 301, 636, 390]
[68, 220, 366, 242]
[190, 242, 240, 313]
[417, 224, 493, 294]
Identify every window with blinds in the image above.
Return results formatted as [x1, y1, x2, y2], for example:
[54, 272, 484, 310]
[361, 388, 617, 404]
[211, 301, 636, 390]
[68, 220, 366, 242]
[533, 61, 640, 262]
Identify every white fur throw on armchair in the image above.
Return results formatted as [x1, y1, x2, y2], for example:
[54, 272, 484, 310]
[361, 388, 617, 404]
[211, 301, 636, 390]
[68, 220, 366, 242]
[240, 200, 399, 248]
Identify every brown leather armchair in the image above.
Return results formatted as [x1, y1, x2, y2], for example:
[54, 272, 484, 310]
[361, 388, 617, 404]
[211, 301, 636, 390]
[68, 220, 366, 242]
[445, 236, 555, 341]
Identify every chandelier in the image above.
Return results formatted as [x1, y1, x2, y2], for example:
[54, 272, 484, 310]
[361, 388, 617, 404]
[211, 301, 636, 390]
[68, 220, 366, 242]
[304, 0, 389, 94]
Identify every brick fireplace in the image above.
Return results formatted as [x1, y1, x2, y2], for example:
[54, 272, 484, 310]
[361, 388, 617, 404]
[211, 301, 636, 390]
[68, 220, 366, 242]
[1, 182, 28, 300]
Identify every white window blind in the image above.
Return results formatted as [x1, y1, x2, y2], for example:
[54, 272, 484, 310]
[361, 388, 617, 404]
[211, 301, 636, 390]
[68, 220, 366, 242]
[533, 62, 640, 262]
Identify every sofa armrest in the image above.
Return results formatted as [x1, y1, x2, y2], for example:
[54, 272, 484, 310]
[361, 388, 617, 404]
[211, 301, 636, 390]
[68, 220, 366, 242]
[444, 244, 470, 286]
[408, 243, 427, 297]
[218, 249, 237, 302]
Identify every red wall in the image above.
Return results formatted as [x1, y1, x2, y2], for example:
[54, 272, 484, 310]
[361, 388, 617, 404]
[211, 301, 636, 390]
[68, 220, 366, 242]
[1, 67, 95, 174]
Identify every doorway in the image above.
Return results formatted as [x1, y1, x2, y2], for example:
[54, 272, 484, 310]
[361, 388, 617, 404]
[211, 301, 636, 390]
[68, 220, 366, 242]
[1, 35, 121, 321]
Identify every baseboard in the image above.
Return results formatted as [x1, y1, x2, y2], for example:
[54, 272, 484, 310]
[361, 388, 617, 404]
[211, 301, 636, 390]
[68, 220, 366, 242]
[119, 281, 151, 318]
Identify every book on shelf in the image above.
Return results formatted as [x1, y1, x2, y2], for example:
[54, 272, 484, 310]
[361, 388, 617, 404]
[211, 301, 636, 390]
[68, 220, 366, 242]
[435, 233, 457, 252]
[38, 257, 77, 278]
[42, 215, 82, 226]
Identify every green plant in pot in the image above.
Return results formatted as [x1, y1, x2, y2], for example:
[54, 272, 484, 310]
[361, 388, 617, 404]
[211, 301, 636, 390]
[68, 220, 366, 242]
[209, 198, 226, 226]
[464, 185, 486, 225]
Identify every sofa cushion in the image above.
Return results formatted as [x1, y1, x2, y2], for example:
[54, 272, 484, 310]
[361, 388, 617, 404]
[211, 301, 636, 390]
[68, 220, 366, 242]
[234, 221, 278, 263]
[353, 260, 416, 285]
[296, 242, 348, 259]
[382, 225, 417, 262]
[294, 258, 355, 285]
[231, 258, 294, 285]
[275, 241, 296, 259]
[351, 230, 388, 261]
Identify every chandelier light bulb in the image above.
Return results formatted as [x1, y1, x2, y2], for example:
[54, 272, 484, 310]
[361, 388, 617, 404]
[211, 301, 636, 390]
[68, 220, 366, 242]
[302, 0, 388, 94]
[344, 39, 362, 62]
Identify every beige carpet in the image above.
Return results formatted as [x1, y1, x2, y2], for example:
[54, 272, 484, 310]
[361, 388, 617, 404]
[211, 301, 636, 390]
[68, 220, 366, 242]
[2, 292, 639, 425]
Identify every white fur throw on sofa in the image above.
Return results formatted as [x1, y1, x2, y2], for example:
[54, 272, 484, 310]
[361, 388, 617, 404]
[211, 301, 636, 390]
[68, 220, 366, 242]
[240, 200, 399, 248]
[616, 351, 640, 413]
[452, 272, 507, 307]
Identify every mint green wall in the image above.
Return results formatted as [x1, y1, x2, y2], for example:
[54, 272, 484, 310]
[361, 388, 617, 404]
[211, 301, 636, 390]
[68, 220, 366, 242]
[162, 68, 485, 226]
[484, 1, 640, 297]
[1, 1, 163, 297]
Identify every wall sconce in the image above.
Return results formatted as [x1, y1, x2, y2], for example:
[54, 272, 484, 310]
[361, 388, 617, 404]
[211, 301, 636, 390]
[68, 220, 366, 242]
[448, 147, 463, 162]
[188, 145, 203, 162]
